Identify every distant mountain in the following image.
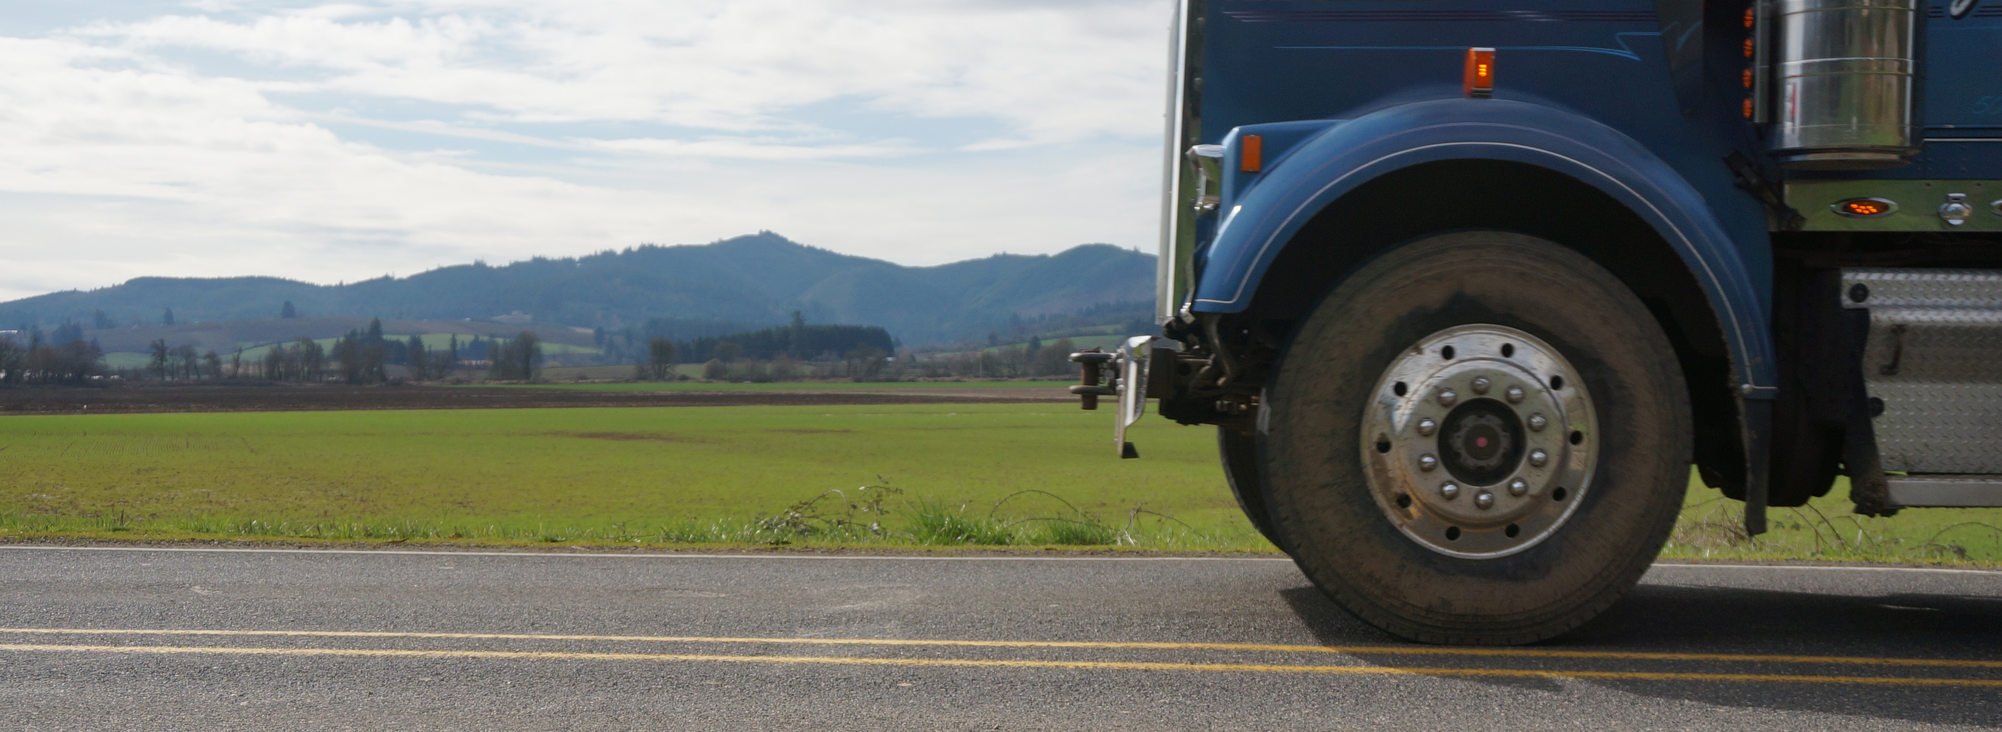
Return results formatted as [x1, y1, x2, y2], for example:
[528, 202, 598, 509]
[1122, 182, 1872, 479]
[0, 233, 1155, 347]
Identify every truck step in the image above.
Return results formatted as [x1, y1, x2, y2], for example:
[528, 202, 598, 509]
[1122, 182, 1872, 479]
[1843, 269, 2002, 475]
[1886, 476, 2002, 509]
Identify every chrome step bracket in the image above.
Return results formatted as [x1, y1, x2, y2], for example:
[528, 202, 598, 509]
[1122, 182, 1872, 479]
[1842, 268, 2002, 474]
[1073, 336, 1180, 459]
[1885, 476, 2002, 508]
[1115, 336, 1179, 459]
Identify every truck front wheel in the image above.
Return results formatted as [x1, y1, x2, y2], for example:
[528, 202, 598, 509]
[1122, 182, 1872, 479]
[1262, 232, 1691, 645]
[1219, 427, 1282, 549]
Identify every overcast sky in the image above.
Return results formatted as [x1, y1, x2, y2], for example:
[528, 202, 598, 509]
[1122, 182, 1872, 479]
[0, 0, 1171, 302]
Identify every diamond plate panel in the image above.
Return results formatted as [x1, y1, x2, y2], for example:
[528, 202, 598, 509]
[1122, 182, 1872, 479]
[1843, 268, 2002, 310]
[1846, 269, 2002, 474]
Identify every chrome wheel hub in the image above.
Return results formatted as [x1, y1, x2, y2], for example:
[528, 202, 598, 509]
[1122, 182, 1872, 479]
[1361, 325, 1598, 558]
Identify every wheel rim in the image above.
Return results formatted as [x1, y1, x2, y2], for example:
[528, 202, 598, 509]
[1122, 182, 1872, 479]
[1360, 325, 1598, 559]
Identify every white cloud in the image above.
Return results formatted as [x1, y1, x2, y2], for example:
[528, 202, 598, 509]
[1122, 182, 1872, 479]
[78, 14, 491, 71]
[76, 0, 1167, 137]
[584, 136, 914, 162]
[0, 0, 1173, 302]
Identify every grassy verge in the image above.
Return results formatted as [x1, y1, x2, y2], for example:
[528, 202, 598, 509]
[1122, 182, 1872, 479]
[477, 379, 1075, 394]
[1664, 479, 2002, 565]
[0, 404, 1263, 551]
[1, 404, 1998, 564]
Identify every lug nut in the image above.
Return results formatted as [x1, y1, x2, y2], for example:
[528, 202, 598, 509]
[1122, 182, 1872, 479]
[1528, 414, 1548, 432]
[1529, 449, 1549, 468]
[1419, 454, 1440, 472]
[1505, 386, 1526, 404]
[1471, 377, 1491, 395]
[1417, 418, 1438, 436]
[1440, 483, 1461, 500]
[1508, 479, 1530, 497]
[1475, 491, 1495, 510]
[1438, 389, 1459, 407]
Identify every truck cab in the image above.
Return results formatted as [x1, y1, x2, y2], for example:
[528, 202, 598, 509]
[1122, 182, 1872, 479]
[1075, 0, 2002, 644]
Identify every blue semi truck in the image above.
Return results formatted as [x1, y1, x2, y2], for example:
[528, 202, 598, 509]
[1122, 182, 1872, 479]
[1073, 0, 2002, 644]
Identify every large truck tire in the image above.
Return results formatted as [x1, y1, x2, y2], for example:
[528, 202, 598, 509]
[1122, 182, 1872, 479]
[1262, 231, 1691, 645]
[1219, 427, 1283, 550]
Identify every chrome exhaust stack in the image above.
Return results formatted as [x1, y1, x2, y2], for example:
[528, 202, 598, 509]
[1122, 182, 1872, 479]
[1770, 0, 1920, 169]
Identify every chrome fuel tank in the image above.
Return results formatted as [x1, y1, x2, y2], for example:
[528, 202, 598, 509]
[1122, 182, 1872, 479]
[1772, 0, 1920, 168]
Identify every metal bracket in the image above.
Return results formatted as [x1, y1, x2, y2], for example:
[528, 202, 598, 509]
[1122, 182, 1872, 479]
[1069, 350, 1116, 410]
[1188, 144, 1225, 214]
[1073, 337, 1181, 458]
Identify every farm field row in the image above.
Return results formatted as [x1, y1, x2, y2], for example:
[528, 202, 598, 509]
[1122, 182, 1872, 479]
[0, 404, 1256, 550]
[97, 332, 606, 374]
[498, 378, 1077, 394]
[1, 404, 1998, 563]
[224, 333, 603, 362]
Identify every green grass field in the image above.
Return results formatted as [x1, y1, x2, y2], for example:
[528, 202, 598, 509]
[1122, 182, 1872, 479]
[101, 353, 152, 371]
[542, 364, 655, 381]
[495, 379, 1075, 394]
[1, 404, 1998, 563]
[0, 404, 1259, 550]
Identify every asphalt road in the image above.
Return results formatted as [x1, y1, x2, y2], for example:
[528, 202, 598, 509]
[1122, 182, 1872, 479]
[2, 546, 1999, 730]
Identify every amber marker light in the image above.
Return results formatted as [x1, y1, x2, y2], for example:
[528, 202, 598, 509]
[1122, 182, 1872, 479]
[1464, 47, 1496, 98]
[1834, 198, 1897, 218]
[1240, 135, 1264, 173]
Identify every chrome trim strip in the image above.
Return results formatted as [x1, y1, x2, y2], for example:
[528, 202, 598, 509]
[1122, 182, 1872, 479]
[1788, 179, 2002, 232]
[1157, 0, 1200, 325]
[1886, 477, 2002, 508]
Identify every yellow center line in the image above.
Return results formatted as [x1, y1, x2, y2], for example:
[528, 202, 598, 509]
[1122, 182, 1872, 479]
[0, 628, 1997, 672]
[3, 642, 1999, 688]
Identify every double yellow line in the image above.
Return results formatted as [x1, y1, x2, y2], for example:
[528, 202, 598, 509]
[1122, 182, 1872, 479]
[3, 628, 1997, 688]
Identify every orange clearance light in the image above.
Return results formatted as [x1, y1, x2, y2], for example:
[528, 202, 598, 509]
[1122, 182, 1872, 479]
[1835, 198, 1896, 218]
[1744, 7, 1756, 29]
[1240, 134, 1264, 173]
[1464, 47, 1496, 98]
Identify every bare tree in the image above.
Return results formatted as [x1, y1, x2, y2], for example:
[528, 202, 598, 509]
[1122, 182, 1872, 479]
[173, 344, 199, 380]
[148, 339, 171, 380]
[647, 337, 676, 380]
[0, 335, 23, 385]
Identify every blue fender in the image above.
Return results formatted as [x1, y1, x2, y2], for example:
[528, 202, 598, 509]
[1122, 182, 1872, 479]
[1191, 98, 1778, 396]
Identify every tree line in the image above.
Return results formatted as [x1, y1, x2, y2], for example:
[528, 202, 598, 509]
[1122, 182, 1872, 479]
[6, 304, 1091, 388]
[631, 332, 1083, 384]
[906, 335, 1080, 379]
[680, 322, 893, 364]
[247, 326, 533, 383]
[0, 315, 548, 387]
[0, 324, 107, 385]
[248, 322, 535, 383]
[624, 316, 897, 382]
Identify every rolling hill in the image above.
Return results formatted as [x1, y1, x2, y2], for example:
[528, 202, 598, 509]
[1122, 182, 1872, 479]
[0, 233, 1155, 348]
